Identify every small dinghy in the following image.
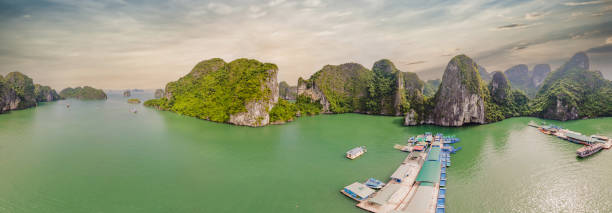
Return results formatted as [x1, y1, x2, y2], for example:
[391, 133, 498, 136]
[364, 178, 385, 189]
[131, 108, 138, 114]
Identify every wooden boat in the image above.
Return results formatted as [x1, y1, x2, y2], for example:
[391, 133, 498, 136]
[577, 144, 603, 158]
[346, 146, 366, 160]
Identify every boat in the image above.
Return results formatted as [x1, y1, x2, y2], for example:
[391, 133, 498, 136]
[451, 147, 462, 154]
[341, 182, 375, 201]
[346, 146, 367, 160]
[66, 104, 70, 108]
[438, 188, 446, 198]
[576, 144, 603, 158]
[131, 108, 138, 114]
[364, 178, 385, 189]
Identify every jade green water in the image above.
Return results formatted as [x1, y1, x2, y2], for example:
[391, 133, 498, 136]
[1, 92, 611, 212]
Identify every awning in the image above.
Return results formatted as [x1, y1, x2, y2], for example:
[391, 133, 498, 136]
[415, 161, 441, 183]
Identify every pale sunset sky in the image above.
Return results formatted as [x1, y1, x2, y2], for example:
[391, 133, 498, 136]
[1, 0, 611, 90]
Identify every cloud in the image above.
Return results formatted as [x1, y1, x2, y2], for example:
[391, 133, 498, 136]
[303, 0, 323, 7]
[571, 12, 583, 17]
[563, 1, 604, 6]
[495, 23, 530, 30]
[570, 30, 600, 39]
[404, 61, 426, 65]
[587, 44, 612, 53]
[525, 12, 546, 20]
[268, 0, 286, 7]
[607, 37, 612, 44]
[207, 3, 235, 15]
[512, 43, 530, 51]
[248, 5, 267, 18]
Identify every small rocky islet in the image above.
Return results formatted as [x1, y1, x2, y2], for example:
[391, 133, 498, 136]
[0, 72, 60, 113]
[0, 72, 108, 114]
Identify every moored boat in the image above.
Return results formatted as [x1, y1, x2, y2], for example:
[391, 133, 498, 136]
[346, 146, 367, 159]
[364, 178, 385, 189]
[577, 144, 603, 158]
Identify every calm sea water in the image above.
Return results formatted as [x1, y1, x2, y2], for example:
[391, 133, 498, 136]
[0, 92, 611, 212]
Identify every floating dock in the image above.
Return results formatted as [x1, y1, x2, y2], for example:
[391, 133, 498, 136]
[529, 121, 612, 157]
[343, 133, 461, 213]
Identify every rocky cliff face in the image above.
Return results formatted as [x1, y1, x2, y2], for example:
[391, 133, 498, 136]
[297, 60, 425, 116]
[405, 55, 486, 126]
[154, 89, 164, 98]
[278, 81, 297, 100]
[504, 64, 530, 88]
[34, 84, 60, 102]
[531, 64, 551, 87]
[478, 65, 492, 82]
[0, 76, 19, 113]
[532, 52, 611, 121]
[150, 58, 279, 127]
[297, 77, 331, 112]
[229, 65, 278, 127]
[489, 71, 511, 103]
[0, 72, 58, 113]
[503, 63, 551, 97]
[297, 63, 371, 113]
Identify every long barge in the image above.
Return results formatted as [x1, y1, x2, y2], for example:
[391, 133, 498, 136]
[529, 121, 612, 157]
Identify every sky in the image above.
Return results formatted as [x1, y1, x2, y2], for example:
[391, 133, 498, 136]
[1, 0, 611, 90]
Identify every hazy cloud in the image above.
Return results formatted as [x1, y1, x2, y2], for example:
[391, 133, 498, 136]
[208, 2, 235, 15]
[525, 12, 547, 20]
[0, 0, 610, 89]
[404, 61, 426, 65]
[495, 23, 530, 30]
[587, 44, 612, 53]
[268, 0, 286, 7]
[563, 1, 605, 6]
[512, 43, 530, 51]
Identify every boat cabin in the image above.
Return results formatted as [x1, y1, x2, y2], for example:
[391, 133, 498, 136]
[346, 146, 367, 159]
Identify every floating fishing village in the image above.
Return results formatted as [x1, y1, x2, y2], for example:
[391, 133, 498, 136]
[341, 133, 461, 213]
[529, 121, 612, 158]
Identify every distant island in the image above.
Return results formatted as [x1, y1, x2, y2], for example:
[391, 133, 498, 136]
[60, 86, 107, 100]
[0, 72, 60, 113]
[139, 52, 610, 127]
[127, 98, 141, 104]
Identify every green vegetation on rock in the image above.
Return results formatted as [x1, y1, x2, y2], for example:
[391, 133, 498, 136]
[5, 72, 36, 108]
[34, 84, 60, 102]
[60, 86, 107, 100]
[145, 58, 279, 125]
[366, 59, 398, 114]
[269, 99, 297, 123]
[1, 72, 59, 113]
[279, 81, 297, 100]
[295, 95, 322, 116]
[423, 79, 441, 97]
[530, 58, 611, 120]
[300, 63, 372, 113]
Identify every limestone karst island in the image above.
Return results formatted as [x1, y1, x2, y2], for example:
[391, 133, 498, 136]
[1, 1, 611, 212]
